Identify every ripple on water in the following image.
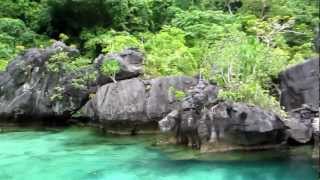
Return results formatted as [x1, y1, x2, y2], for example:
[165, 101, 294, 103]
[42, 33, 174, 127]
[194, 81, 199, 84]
[0, 127, 317, 180]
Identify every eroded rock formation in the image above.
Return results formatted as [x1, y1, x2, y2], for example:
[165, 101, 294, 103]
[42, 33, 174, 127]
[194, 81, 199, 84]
[160, 101, 287, 149]
[0, 42, 143, 123]
[279, 57, 319, 159]
[159, 79, 219, 148]
[81, 76, 199, 133]
[159, 80, 287, 150]
[0, 42, 318, 154]
[284, 105, 319, 144]
[279, 57, 319, 111]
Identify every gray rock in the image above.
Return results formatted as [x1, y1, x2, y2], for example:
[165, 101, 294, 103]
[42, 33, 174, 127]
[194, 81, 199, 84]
[96, 78, 147, 122]
[0, 42, 144, 123]
[279, 57, 319, 147]
[279, 57, 319, 111]
[94, 48, 144, 84]
[160, 101, 287, 148]
[159, 80, 219, 148]
[146, 76, 207, 120]
[284, 118, 312, 144]
[209, 102, 287, 145]
[284, 105, 319, 144]
[82, 76, 198, 125]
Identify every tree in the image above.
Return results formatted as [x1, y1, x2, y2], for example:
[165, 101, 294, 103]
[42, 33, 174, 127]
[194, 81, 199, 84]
[101, 59, 121, 83]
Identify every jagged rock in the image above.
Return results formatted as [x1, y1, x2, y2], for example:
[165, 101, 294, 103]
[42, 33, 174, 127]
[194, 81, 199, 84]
[279, 58, 319, 147]
[159, 80, 220, 148]
[0, 42, 143, 123]
[284, 119, 312, 144]
[160, 101, 287, 148]
[279, 57, 319, 111]
[94, 48, 144, 84]
[212, 102, 287, 146]
[81, 76, 200, 128]
[284, 105, 319, 144]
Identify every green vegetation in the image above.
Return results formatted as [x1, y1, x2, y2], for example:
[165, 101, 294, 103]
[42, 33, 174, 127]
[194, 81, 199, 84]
[101, 59, 121, 83]
[0, 0, 318, 111]
[169, 87, 187, 101]
[50, 86, 65, 102]
[47, 52, 91, 72]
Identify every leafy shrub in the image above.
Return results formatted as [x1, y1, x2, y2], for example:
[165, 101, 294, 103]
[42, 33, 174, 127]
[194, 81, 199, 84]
[171, 9, 238, 45]
[70, 57, 91, 69]
[204, 33, 290, 111]
[81, 29, 143, 57]
[0, 18, 27, 37]
[47, 52, 70, 72]
[100, 34, 143, 54]
[0, 59, 8, 71]
[47, 51, 92, 72]
[0, 0, 50, 32]
[219, 82, 284, 114]
[101, 59, 121, 83]
[169, 86, 187, 101]
[0, 18, 50, 70]
[50, 86, 65, 102]
[143, 26, 199, 76]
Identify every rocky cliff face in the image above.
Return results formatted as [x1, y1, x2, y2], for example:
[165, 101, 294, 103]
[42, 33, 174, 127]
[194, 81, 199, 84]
[0, 42, 143, 123]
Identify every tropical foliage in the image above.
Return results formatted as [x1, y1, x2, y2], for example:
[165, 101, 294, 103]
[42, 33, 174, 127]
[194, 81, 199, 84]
[0, 0, 318, 111]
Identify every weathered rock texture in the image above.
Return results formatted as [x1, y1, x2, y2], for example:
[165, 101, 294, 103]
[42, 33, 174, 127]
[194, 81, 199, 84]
[159, 79, 219, 148]
[81, 76, 198, 125]
[209, 102, 287, 145]
[284, 105, 319, 144]
[94, 48, 143, 84]
[160, 100, 287, 149]
[0, 42, 143, 123]
[159, 79, 287, 150]
[279, 57, 319, 159]
[279, 57, 319, 111]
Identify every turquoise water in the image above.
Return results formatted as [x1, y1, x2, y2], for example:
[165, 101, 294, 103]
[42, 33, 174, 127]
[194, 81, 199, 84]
[0, 127, 317, 180]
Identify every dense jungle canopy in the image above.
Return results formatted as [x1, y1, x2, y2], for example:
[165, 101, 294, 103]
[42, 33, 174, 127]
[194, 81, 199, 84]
[0, 0, 319, 112]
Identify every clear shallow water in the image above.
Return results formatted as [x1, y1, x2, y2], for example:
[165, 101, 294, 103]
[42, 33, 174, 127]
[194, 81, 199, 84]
[0, 127, 317, 180]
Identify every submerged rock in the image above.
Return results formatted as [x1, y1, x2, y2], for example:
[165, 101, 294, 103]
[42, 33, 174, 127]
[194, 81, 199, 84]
[0, 42, 143, 123]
